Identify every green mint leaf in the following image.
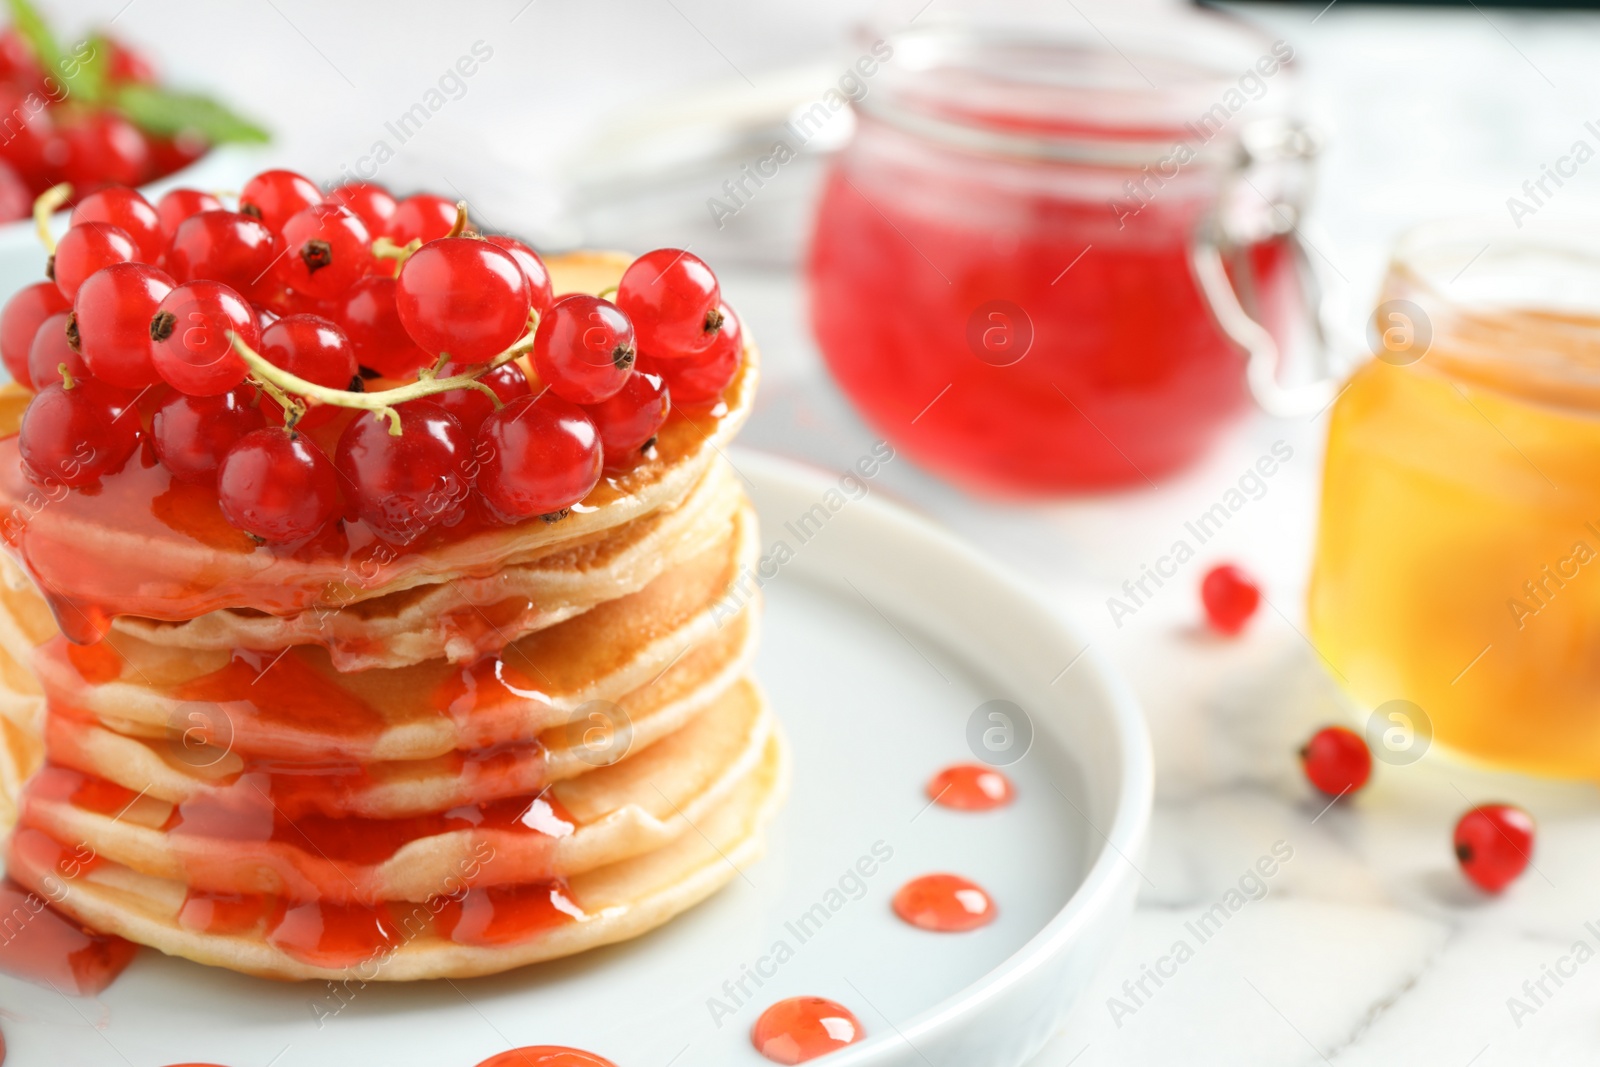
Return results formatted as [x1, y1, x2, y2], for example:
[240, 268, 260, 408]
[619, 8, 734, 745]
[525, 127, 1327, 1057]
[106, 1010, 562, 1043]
[65, 33, 109, 104]
[112, 83, 270, 144]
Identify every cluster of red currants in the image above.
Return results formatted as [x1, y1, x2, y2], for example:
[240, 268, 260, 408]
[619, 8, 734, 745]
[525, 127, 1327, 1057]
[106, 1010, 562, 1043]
[0, 169, 744, 546]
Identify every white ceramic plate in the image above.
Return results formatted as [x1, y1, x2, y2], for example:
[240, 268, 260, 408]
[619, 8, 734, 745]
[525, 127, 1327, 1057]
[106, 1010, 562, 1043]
[2, 449, 1150, 1067]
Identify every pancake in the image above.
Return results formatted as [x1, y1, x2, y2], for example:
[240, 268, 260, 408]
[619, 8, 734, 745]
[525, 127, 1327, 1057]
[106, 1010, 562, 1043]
[7, 704, 788, 982]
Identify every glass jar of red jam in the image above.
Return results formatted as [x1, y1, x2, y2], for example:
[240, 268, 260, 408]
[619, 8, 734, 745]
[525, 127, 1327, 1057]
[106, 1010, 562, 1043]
[807, 10, 1326, 494]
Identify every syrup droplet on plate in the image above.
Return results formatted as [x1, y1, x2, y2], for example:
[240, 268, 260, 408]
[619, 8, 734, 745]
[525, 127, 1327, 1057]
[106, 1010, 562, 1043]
[892, 873, 996, 932]
[474, 1047, 618, 1067]
[751, 996, 864, 1063]
[926, 763, 1014, 811]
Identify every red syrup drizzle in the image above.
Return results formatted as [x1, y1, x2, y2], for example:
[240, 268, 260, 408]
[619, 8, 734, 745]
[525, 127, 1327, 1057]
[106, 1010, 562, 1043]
[434, 879, 585, 948]
[751, 997, 864, 1064]
[892, 874, 996, 933]
[926, 763, 1014, 811]
[475, 1048, 618, 1067]
[264, 898, 399, 970]
[0, 830, 138, 994]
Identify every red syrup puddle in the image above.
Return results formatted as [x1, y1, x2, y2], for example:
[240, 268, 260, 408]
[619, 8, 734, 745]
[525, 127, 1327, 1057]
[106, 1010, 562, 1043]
[751, 996, 864, 1064]
[0, 830, 138, 995]
[892, 874, 996, 933]
[474, 1048, 618, 1067]
[926, 763, 1014, 811]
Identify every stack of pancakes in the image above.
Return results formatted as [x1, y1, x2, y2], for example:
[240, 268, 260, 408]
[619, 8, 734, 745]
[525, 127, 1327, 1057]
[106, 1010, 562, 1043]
[0, 253, 785, 981]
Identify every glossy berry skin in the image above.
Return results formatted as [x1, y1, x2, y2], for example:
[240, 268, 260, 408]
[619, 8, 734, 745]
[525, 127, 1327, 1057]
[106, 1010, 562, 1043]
[328, 182, 397, 238]
[239, 169, 322, 233]
[72, 262, 174, 389]
[475, 393, 601, 522]
[155, 188, 223, 241]
[395, 238, 530, 362]
[149, 280, 259, 395]
[19, 379, 140, 487]
[26, 311, 84, 393]
[336, 402, 472, 543]
[166, 210, 281, 300]
[1200, 563, 1260, 635]
[431, 358, 530, 435]
[0, 158, 29, 223]
[1, 281, 70, 389]
[277, 203, 372, 300]
[71, 186, 163, 264]
[485, 236, 554, 317]
[151, 386, 266, 483]
[532, 294, 636, 404]
[616, 248, 722, 358]
[334, 275, 430, 377]
[638, 301, 741, 406]
[259, 314, 357, 428]
[585, 368, 669, 467]
[53, 222, 138, 302]
[1298, 726, 1371, 798]
[385, 194, 457, 246]
[1454, 804, 1534, 893]
[58, 112, 150, 189]
[217, 427, 340, 542]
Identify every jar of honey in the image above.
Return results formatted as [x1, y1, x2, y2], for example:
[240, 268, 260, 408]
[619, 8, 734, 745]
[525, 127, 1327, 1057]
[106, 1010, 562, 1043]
[806, 9, 1328, 494]
[1310, 217, 1600, 778]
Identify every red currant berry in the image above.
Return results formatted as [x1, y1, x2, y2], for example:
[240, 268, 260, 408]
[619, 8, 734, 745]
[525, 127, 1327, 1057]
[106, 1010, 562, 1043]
[430, 358, 530, 436]
[72, 262, 173, 389]
[71, 186, 163, 264]
[585, 368, 669, 469]
[333, 275, 430, 377]
[336, 401, 472, 543]
[19, 378, 140, 487]
[616, 248, 722, 357]
[0, 159, 30, 223]
[395, 238, 530, 362]
[52, 222, 138, 302]
[239, 169, 321, 233]
[475, 393, 601, 521]
[149, 280, 259, 395]
[484, 236, 553, 317]
[277, 203, 372, 300]
[532, 294, 636, 404]
[155, 188, 223, 242]
[1298, 726, 1371, 797]
[27, 311, 84, 393]
[151, 386, 266, 483]
[259, 314, 357, 427]
[58, 112, 149, 189]
[106, 39, 157, 86]
[143, 131, 207, 182]
[637, 301, 741, 406]
[1, 281, 70, 389]
[1200, 563, 1260, 636]
[0, 29, 44, 91]
[1454, 804, 1534, 893]
[166, 210, 281, 300]
[385, 194, 457, 246]
[218, 427, 340, 542]
[328, 182, 397, 238]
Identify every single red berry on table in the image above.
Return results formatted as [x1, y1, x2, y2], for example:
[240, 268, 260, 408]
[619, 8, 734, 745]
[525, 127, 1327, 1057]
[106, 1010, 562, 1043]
[336, 402, 473, 543]
[475, 393, 601, 521]
[155, 187, 223, 241]
[165, 210, 280, 299]
[532, 294, 636, 404]
[1299, 725, 1371, 797]
[430, 358, 530, 436]
[149, 280, 258, 395]
[217, 427, 340, 542]
[616, 248, 722, 358]
[72, 261, 174, 389]
[1201, 563, 1260, 635]
[1, 280, 70, 388]
[238, 169, 321, 233]
[19, 378, 140, 487]
[333, 275, 430, 377]
[638, 300, 741, 406]
[26, 311, 84, 392]
[52, 222, 139, 302]
[259, 314, 357, 427]
[385, 193, 457, 246]
[328, 182, 397, 238]
[395, 238, 530, 362]
[57, 112, 150, 189]
[1454, 804, 1534, 893]
[71, 186, 164, 264]
[485, 235, 554, 317]
[152, 386, 266, 483]
[277, 203, 372, 300]
[585, 367, 669, 467]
